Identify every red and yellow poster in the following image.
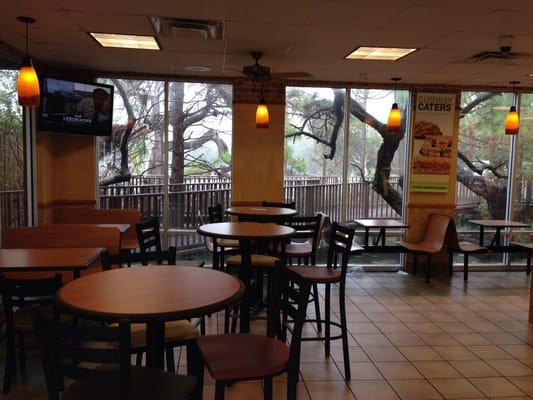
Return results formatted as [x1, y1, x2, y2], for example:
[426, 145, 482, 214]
[410, 93, 456, 193]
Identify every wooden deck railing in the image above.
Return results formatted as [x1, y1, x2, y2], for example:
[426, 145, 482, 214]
[0, 189, 25, 231]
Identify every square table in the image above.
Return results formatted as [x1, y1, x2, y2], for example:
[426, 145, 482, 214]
[0, 247, 104, 278]
[468, 219, 530, 248]
[38, 223, 131, 233]
[351, 218, 409, 250]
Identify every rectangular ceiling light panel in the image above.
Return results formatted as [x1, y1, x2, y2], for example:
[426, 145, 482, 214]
[345, 46, 417, 61]
[90, 33, 161, 50]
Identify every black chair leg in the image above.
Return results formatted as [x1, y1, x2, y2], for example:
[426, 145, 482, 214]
[287, 370, 297, 400]
[312, 283, 322, 332]
[215, 381, 225, 400]
[464, 253, 469, 283]
[339, 282, 350, 380]
[18, 333, 26, 373]
[166, 347, 175, 373]
[324, 283, 331, 357]
[3, 332, 15, 393]
[448, 251, 454, 275]
[187, 341, 204, 400]
[426, 254, 431, 283]
[264, 376, 273, 400]
[412, 254, 417, 275]
[135, 351, 143, 366]
[527, 250, 531, 275]
[200, 317, 206, 336]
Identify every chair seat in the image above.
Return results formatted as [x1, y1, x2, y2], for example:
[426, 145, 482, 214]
[121, 238, 139, 250]
[174, 260, 205, 268]
[218, 239, 240, 248]
[455, 241, 487, 254]
[62, 366, 196, 400]
[397, 241, 441, 254]
[285, 242, 312, 257]
[110, 320, 198, 349]
[196, 334, 289, 381]
[287, 265, 341, 283]
[226, 254, 279, 268]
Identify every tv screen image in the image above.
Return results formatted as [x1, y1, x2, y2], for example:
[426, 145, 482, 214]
[39, 77, 114, 136]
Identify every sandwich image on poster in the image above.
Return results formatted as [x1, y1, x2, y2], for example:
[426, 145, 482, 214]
[410, 93, 456, 193]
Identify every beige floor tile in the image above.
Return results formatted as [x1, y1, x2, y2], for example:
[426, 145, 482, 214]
[330, 346, 370, 363]
[363, 346, 407, 362]
[375, 322, 411, 333]
[432, 346, 479, 361]
[499, 345, 533, 359]
[398, 346, 443, 361]
[429, 378, 483, 399]
[485, 359, 533, 377]
[300, 362, 344, 381]
[466, 346, 514, 360]
[347, 322, 380, 333]
[508, 376, 533, 396]
[418, 333, 461, 346]
[304, 381, 355, 400]
[452, 333, 492, 346]
[339, 362, 382, 380]
[404, 322, 444, 333]
[469, 377, 525, 397]
[449, 360, 500, 378]
[220, 381, 265, 400]
[352, 333, 392, 346]
[385, 333, 426, 346]
[345, 312, 371, 322]
[376, 361, 424, 380]
[272, 382, 310, 400]
[365, 312, 400, 323]
[349, 379, 399, 400]
[435, 322, 473, 334]
[388, 379, 443, 400]
[395, 312, 427, 322]
[480, 332, 524, 345]
[413, 361, 461, 379]
[358, 303, 389, 313]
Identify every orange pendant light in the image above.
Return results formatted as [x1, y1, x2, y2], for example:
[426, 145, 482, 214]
[387, 77, 401, 133]
[256, 96, 269, 129]
[504, 81, 520, 135]
[17, 17, 40, 108]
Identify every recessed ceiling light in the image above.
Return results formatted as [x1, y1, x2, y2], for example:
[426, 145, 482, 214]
[184, 65, 211, 72]
[89, 33, 160, 50]
[529, 73, 533, 77]
[345, 46, 418, 61]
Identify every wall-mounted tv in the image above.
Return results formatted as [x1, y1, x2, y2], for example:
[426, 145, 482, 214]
[39, 77, 114, 136]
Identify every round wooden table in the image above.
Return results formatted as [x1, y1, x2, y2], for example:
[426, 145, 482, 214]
[226, 206, 297, 223]
[197, 222, 295, 333]
[57, 266, 244, 369]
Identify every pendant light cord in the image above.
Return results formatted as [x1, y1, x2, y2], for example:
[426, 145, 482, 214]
[25, 21, 29, 56]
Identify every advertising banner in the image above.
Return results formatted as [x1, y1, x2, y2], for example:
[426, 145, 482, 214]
[410, 93, 456, 193]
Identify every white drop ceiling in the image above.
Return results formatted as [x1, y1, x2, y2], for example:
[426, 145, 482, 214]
[2, 0, 533, 87]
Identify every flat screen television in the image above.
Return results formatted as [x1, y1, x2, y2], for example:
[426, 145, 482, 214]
[39, 77, 114, 136]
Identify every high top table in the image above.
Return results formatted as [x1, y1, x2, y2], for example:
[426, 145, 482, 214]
[197, 222, 295, 333]
[225, 206, 297, 223]
[57, 266, 244, 369]
[0, 247, 104, 278]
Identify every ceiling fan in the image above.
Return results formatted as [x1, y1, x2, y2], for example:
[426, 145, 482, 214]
[469, 35, 533, 62]
[238, 51, 312, 81]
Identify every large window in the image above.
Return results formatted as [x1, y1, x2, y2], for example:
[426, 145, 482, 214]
[455, 92, 513, 265]
[97, 79, 232, 257]
[0, 70, 26, 232]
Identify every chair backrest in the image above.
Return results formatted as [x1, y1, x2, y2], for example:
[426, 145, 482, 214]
[0, 274, 63, 332]
[444, 218, 462, 250]
[288, 214, 322, 262]
[417, 213, 452, 253]
[32, 309, 132, 400]
[136, 217, 170, 265]
[197, 212, 214, 252]
[207, 204, 224, 223]
[280, 267, 312, 383]
[262, 200, 296, 210]
[2, 226, 121, 280]
[326, 222, 355, 272]
[54, 208, 140, 243]
[101, 247, 177, 270]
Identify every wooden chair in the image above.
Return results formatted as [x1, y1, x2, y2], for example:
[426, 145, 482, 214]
[32, 309, 196, 400]
[262, 201, 296, 210]
[54, 207, 140, 251]
[2, 226, 121, 281]
[0, 274, 62, 393]
[206, 205, 239, 270]
[398, 213, 452, 283]
[136, 217, 204, 268]
[195, 266, 311, 400]
[510, 233, 533, 275]
[102, 249, 203, 367]
[445, 219, 488, 282]
[286, 222, 354, 380]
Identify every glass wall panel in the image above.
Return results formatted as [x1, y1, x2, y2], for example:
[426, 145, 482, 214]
[348, 88, 409, 266]
[284, 87, 346, 220]
[455, 91, 513, 265]
[0, 70, 26, 231]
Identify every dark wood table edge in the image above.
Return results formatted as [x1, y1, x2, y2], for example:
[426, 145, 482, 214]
[197, 224, 296, 241]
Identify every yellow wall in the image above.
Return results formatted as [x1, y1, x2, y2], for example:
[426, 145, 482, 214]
[37, 132, 96, 223]
[231, 103, 285, 203]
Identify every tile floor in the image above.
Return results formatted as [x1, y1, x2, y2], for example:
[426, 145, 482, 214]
[3, 269, 533, 399]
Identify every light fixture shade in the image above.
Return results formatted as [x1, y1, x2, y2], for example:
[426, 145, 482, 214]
[387, 103, 401, 132]
[505, 105, 519, 135]
[256, 98, 269, 129]
[17, 60, 40, 107]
